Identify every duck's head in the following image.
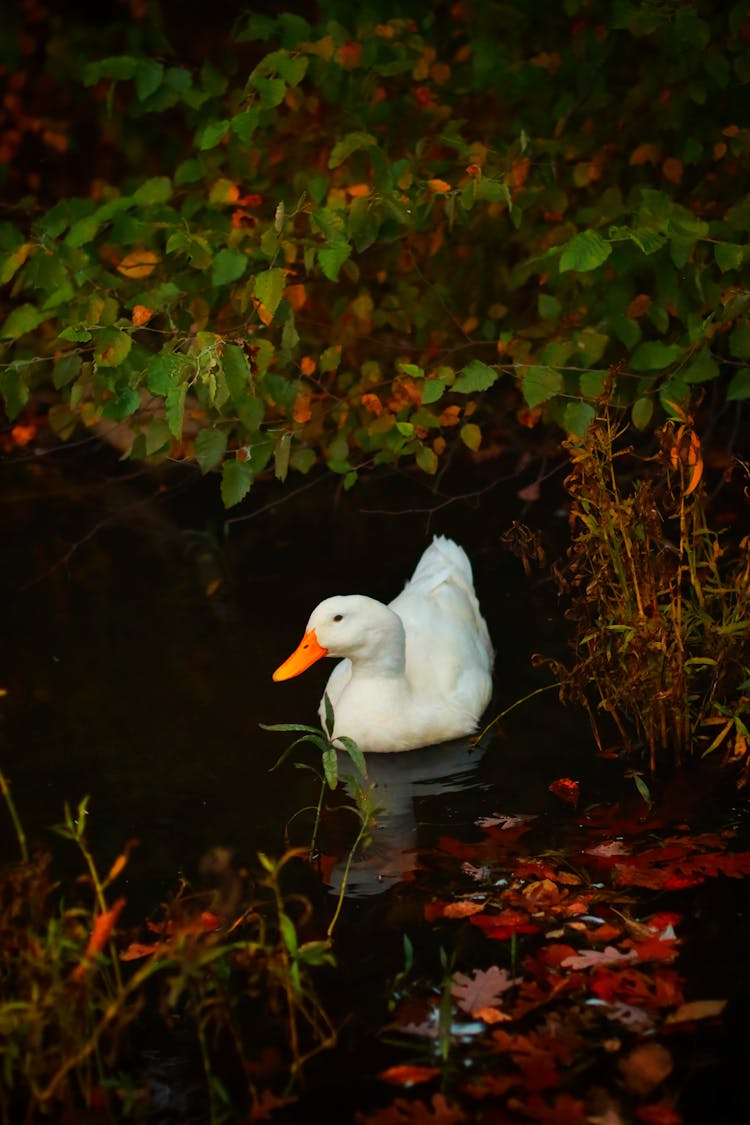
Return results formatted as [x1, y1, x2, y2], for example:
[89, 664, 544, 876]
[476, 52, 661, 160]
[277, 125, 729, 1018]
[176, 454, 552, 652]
[272, 595, 405, 681]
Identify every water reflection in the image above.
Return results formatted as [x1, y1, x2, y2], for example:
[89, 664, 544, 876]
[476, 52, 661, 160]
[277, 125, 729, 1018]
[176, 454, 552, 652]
[327, 738, 488, 897]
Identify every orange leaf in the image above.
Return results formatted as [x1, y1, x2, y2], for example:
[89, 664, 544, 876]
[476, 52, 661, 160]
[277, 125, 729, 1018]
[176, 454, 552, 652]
[346, 183, 371, 198]
[549, 778, 580, 806]
[684, 456, 703, 496]
[300, 355, 316, 376]
[120, 941, 160, 961]
[72, 897, 126, 980]
[627, 293, 651, 319]
[361, 393, 383, 416]
[336, 41, 362, 68]
[439, 405, 461, 427]
[11, 423, 36, 447]
[443, 900, 484, 918]
[252, 298, 273, 327]
[427, 178, 452, 193]
[629, 143, 660, 166]
[131, 305, 153, 326]
[285, 283, 307, 312]
[662, 157, 683, 184]
[293, 395, 312, 424]
[117, 250, 159, 279]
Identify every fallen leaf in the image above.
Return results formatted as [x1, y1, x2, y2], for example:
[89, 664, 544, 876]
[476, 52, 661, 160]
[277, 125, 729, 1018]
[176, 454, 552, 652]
[378, 1065, 440, 1087]
[665, 999, 726, 1024]
[549, 778, 580, 806]
[562, 946, 638, 970]
[451, 966, 518, 1014]
[618, 1042, 673, 1096]
[443, 900, 485, 919]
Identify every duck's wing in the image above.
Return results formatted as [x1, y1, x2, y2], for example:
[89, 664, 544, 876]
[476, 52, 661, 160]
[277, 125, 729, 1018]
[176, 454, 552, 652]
[389, 537, 493, 715]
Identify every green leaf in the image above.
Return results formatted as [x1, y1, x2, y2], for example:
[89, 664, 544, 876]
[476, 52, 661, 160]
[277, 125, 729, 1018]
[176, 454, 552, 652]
[522, 365, 563, 408]
[222, 343, 253, 403]
[348, 196, 379, 252]
[145, 351, 187, 394]
[274, 430, 291, 481]
[336, 735, 367, 779]
[538, 293, 562, 320]
[0, 304, 45, 339]
[174, 158, 204, 186]
[102, 386, 140, 421]
[58, 325, 93, 343]
[416, 444, 438, 473]
[252, 76, 286, 108]
[475, 179, 511, 205]
[83, 55, 138, 85]
[276, 53, 308, 86]
[144, 417, 172, 455]
[165, 382, 186, 438]
[630, 341, 684, 371]
[254, 267, 286, 317]
[231, 108, 261, 143]
[318, 243, 351, 281]
[460, 422, 482, 451]
[222, 459, 253, 507]
[714, 242, 744, 273]
[0, 242, 32, 285]
[53, 353, 82, 389]
[559, 230, 612, 273]
[196, 119, 230, 150]
[279, 911, 298, 955]
[135, 58, 164, 100]
[322, 746, 338, 790]
[211, 248, 247, 286]
[328, 131, 377, 169]
[727, 368, 750, 401]
[65, 213, 100, 248]
[452, 359, 498, 393]
[729, 322, 750, 360]
[195, 428, 228, 473]
[94, 327, 132, 368]
[563, 400, 596, 437]
[684, 347, 718, 384]
[579, 370, 608, 399]
[631, 396, 654, 430]
[399, 363, 423, 378]
[421, 378, 445, 405]
[0, 368, 29, 419]
[133, 176, 172, 205]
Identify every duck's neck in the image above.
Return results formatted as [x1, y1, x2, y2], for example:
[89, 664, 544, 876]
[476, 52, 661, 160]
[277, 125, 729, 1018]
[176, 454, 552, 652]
[346, 609, 406, 680]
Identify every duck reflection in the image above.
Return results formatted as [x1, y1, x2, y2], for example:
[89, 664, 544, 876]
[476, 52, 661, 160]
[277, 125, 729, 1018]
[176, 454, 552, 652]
[324, 738, 488, 897]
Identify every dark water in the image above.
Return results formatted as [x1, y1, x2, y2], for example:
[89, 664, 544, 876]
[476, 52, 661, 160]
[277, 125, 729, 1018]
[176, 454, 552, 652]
[2, 440, 748, 1123]
[0, 440, 580, 903]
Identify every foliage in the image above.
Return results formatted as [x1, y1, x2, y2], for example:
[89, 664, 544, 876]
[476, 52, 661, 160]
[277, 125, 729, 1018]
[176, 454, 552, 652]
[1, 3, 749, 503]
[0, 777, 335, 1124]
[539, 409, 750, 772]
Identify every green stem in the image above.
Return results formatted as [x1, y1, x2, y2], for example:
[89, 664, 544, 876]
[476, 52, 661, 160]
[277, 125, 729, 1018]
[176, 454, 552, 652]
[0, 769, 28, 863]
[473, 682, 561, 744]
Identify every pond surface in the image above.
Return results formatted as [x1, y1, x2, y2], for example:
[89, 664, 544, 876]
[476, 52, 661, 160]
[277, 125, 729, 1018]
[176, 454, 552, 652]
[2, 441, 749, 1124]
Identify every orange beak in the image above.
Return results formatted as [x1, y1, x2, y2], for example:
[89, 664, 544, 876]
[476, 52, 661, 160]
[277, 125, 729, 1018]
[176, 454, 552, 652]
[272, 629, 328, 681]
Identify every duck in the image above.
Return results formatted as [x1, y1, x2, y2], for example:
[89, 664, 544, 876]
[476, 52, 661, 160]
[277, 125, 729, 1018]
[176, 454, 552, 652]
[272, 536, 494, 753]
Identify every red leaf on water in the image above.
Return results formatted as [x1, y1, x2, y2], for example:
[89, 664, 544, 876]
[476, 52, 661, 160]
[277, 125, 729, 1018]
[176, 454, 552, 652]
[470, 909, 541, 941]
[378, 1064, 440, 1087]
[548, 778, 580, 806]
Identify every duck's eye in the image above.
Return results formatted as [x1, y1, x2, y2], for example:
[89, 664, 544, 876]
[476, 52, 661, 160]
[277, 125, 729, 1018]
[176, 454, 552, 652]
[333, 613, 343, 622]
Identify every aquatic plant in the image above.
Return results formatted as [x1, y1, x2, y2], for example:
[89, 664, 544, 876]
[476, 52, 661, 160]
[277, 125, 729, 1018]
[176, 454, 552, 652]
[0, 774, 335, 1124]
[540, 409, 750, 775]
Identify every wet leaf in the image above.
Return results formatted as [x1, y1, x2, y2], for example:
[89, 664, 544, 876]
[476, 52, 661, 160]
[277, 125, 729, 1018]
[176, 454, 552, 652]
[451, 966, 517, 1014]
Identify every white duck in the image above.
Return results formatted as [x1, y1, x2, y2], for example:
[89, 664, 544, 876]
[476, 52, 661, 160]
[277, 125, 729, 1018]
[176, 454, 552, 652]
[272, 536, 494, 753]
